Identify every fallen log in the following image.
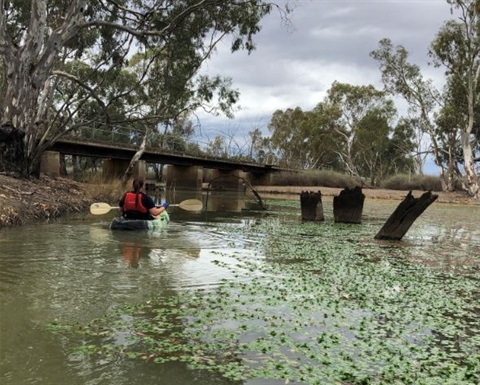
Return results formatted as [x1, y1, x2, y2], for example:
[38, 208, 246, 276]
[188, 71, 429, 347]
[374, 190, 438, 240]
[300, 191, 324, 221]
[333, 186, 365, 224]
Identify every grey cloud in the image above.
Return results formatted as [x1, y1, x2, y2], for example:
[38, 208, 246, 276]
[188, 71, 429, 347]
[196, 0, 454, 141]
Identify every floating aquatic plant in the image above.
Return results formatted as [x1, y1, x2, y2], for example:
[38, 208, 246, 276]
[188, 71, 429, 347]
[49, 202, 480, 384]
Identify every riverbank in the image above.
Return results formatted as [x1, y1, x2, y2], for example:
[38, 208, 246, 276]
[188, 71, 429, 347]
[253, 185, 479, 205]
[0, 174, 478, 228]
[0, 174, 115, 228]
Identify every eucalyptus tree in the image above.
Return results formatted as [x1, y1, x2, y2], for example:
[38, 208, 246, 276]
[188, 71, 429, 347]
[307, 102, 344, 170]
[119, 45, 240, 183]
[388, 118, 417, 175]
[434, 76, 468, 180]
[353, 110, 391, 185]
[268, 107, 304, 168]
[205, 135, 227, 158]
[370, 38, 458, 189]
[429, 0, 480, 197]
[151, 115, 197, 153]
[246, 128, 263, 161]
[267, 82, 412, 179]
[371, 0, 480, 197]
[268, 107, 327, 169]
[324, 82, 397, 179]
[354, 113, 416, 185]
[56, 60, 143, 144]
[271, 105, 347, 170]
[0, 0, 288, 177]
[243, 128, 276, 163]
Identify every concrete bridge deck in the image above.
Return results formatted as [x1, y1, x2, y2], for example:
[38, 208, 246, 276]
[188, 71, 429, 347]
[48, 137, 281, 174]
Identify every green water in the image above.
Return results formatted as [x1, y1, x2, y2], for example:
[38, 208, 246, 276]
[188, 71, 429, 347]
[0, 198, 479, 385]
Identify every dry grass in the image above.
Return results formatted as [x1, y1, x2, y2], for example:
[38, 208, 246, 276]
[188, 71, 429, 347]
[268, 170, 449, 193]
[380, 174, 443, 191]
[83, 175, 126, 205]
[269, 170, 360, 188]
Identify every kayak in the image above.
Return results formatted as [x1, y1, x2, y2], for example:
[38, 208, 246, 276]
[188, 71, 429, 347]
[110, 211, 170, 231]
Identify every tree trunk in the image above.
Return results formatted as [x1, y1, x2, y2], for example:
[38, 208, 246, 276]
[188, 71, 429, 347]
[59, 154, 68, 176]
[0, 1, 86, 177]
[121, 133, 148, 186]
[72, 155, 82, 180]
[0, 124, 28, 176]
[154, 164, 164, 181]
[374, 191, 438, 240]
[461, 131, 479, 198]
[333, 186, 365, 224]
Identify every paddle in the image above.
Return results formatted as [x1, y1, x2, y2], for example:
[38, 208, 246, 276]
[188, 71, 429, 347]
[90, 199, 203, 215]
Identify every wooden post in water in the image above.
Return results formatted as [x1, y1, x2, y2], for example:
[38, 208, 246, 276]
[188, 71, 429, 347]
[333, 186, 365, 224]
[374, 191, 438, 240]
[300, 191, 324, 221]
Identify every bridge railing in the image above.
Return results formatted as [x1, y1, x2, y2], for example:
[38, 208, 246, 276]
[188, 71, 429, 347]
[62, 127, 279, 167]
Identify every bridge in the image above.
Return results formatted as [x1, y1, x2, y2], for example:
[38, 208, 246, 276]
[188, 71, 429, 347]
[43, 136, 282, 189]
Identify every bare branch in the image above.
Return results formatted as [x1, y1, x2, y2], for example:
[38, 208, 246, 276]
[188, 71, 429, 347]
[52, 70, 106, 110]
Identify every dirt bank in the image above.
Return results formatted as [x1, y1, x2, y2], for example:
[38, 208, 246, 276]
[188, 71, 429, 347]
[253, 185, 479, 205]
[0, 174, 478, 228]
[0, 174, 98, 227]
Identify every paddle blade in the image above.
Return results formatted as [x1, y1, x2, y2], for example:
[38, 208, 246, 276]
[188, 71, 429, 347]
[174, 199, 203, 211]
[90, 202, 119, 215]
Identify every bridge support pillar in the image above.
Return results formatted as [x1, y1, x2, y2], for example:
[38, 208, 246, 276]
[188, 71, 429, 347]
[165, 165, 203, 190]
[40, 151, 60, 176]
[102, 159, 146, 181]
[209, 169, 247, 191]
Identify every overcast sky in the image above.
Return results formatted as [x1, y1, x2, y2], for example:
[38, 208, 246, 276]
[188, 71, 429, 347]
[194, 0, 454, 168]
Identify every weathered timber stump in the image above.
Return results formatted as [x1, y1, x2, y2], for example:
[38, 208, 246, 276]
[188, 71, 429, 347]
[374, 191, 438, 240]
[333, 186, 365, 224]
[300, 191, 324, 221]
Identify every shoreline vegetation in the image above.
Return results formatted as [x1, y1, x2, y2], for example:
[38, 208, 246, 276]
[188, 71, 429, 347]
[0, 174, 478, 229]
[253, 185, 478, 205]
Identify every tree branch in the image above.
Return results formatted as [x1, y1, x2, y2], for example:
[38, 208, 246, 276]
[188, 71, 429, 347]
[52, 70, 106, 110]
[82, 0, 213, 40]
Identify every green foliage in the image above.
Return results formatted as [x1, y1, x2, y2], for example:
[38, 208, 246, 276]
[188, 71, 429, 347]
[1, 1, 285, 176]
[205, 135, 229, 158]
[267, 82, 415, 185]
[429, 2, 480, 187]
[388, 119, 417, 171]
[326, 82, 399, 180]
[354, 109, 393, 184]
[370, 39, 443, 174]
[371, 1, 480, 195]
[246, 128, 274, 163]
[268, 105, 343, 170]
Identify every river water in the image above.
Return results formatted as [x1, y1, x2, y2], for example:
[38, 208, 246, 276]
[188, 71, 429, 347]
[0, 196, 479, 385]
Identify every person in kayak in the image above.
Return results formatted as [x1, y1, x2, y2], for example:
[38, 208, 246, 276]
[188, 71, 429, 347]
[119, 178, 169, 220]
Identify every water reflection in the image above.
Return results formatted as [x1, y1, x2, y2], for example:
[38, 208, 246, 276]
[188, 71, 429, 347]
[164, 188, 265, 213]
[119, 238, 146, 268]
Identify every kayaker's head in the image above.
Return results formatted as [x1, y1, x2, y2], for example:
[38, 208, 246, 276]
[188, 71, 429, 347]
[132, 178, 145, 193]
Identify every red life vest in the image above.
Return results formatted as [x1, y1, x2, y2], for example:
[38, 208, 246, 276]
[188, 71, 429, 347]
[122, 192, 148, 214]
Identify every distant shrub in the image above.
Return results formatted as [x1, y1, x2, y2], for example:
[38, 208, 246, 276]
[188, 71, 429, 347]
[269, 170, 360, 189]
[381, 174, 443, 191]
